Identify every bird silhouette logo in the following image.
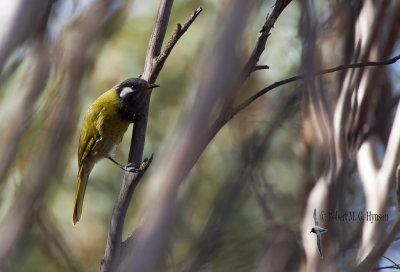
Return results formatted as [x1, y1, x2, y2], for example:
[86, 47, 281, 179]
[310, 208, 328, 258]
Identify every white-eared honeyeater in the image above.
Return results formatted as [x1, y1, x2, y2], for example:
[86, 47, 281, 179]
[73, 77, 159, 225]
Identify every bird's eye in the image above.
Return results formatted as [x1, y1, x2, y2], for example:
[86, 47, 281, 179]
[120, 87, 135, 98]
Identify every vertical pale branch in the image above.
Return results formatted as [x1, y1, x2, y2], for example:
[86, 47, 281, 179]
[298, 1, 336, 269]
[355, 1, 400, 262]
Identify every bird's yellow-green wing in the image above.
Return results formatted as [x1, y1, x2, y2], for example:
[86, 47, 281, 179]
[74, 103, 103, 224]
[78, 105, 103, 167]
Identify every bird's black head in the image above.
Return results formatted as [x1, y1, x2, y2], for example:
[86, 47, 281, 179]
[116, 77, 159, 105]
[116, 77, 159, 121]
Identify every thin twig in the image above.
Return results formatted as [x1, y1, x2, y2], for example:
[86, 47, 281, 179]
[373, 265, 400, 270]
[156, 7, 202, 63]
[242, 0, 292, 77]
[382, 256, 400, 269]
[143, 0, 174, 82]
[234, 53, 400, 119]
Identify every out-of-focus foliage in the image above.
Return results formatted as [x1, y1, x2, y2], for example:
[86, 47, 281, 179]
[1, 0, 400, 271]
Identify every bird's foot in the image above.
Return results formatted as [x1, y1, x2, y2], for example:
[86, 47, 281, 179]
[108, 157, 139, 172]
[122, 163, 141, 173]
[108, 155, 154, 173]
[124, 154, 153, 173]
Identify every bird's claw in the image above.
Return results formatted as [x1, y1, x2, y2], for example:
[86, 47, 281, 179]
[123, 163, 140, 173]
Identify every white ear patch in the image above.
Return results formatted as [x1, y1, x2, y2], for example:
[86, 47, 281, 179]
[120, 87, 134, 98]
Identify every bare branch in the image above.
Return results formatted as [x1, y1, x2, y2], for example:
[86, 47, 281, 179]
[101, 1, 175, 268]
[252, 64, 270, 71]
[156, 7, 203, 64]
[234, 53, 400, 121]
[242, 0, 292, 77]
[143, 0, 174, 83]
[100, 2, 202, 272]
[100, 156, 153, 271]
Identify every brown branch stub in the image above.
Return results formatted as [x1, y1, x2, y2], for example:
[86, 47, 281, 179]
[139, 153, 153, 172]
[252, 64, 270, 71]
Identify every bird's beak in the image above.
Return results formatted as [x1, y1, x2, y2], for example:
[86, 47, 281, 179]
[148, 84, 160, 89]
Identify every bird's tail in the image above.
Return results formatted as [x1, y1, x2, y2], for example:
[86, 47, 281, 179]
[73, 167, 89, 225]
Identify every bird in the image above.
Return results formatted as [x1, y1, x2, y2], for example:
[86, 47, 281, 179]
[73, 77, 159, 225]
[310, 208, 328, 258]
